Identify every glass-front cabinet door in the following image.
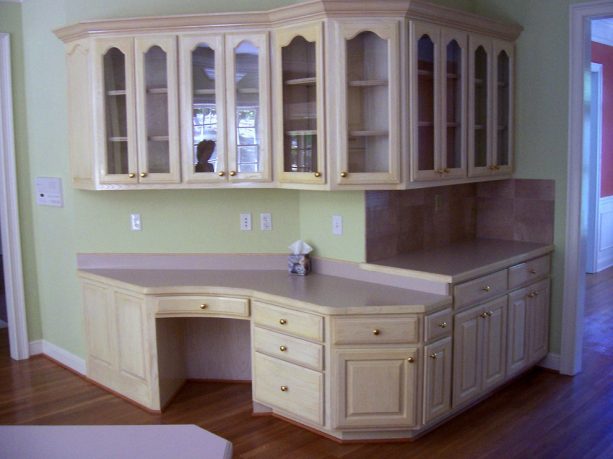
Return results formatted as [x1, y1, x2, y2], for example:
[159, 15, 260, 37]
[411, 23, 466, 182]
[274, 23, 325, 185]
[225, 33, 271, 182]
[95, 38, 137, 184]
[180, 35, 226, 183]
[134, 37, 180, 184]
[468, 36, 513, 177]
[336, 21, 400, 185]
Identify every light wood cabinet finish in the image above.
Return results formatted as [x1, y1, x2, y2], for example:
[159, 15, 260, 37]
[156, 295, 249, 318]
[423, 336, 452, 423]
[253, 326, 324, 371]
[424, 308, 452, 342]
[332, 315, 420, 345]
[252, 301, 324, 342]
[453, 269, 507, 310]
[508, 255, 551, 289]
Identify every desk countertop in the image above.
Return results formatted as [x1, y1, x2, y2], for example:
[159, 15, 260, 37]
[79, 268, 451, 315]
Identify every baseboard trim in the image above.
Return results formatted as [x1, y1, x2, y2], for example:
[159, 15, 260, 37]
[539, 352, 560, 372]
[29, 339, 86, 375]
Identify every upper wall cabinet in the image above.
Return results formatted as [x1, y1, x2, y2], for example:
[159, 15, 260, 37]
[274, 23, 326, 186]
[334, 20, 401, 186]
[56, 0, 521, 191]
[95, 36, 181, 186]
[468, 36, 514, 177]
[410, 23, 467, 182]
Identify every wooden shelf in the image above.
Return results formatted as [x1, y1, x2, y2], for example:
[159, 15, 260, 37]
[285, 130, 317, 136]
[194, 89, 216, 95]
[237, 88, 259, 94]
[147, 88, 168, 95]
[349, 130, 388, 137]
[446, 73, 459, 80]
[149, 136, 169, 142]
[418, 69, 434, 77]
[446, 122, 460, 128]
[108, 137, 128, 142]
[284, 77, 316, 86]
[348, 79, 388, 87]
[287, 114, 316, 121]
[474, 78, 485, 85]
[106, 90, 126, 96]
[497, 125, 509, 131]
[417, 122, 434, 128]
[474, 125, 485, 130]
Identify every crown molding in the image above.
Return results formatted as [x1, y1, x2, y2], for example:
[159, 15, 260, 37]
[54, 0, 522, 43]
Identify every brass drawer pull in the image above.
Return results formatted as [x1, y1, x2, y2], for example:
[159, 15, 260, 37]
[480, 312, 489, 319]
[486, 311, 493, 317]
[372, 329, 380, 336]
[407, 357, 415, 363]
[280, 385, 288, 392]
[140, 172, 148, 178]
[314, 171, 321, 178]
[438, 322, 447, 329]
[200, 304, 208, 310]
[128, 173, 136, 178]
[279, 319, 287, 325]
[481, 285, 492, 292]
[430, 352, 438, 359]
[229, 170, 236, 176]
[279, 345, 287, 352]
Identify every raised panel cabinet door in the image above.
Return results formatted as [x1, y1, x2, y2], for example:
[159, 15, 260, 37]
[453, 306, 482, 407]
[481, 296, 507, 391]
[82, 282, 116, 368]
[94, 37, 138, 185]
[423, 337, 452, 424]
[274, 23, 326, 185]
[528, 279, 550, 364]
[225, 33, 271, 183]
[114, 291, 149, 384]
[336, 20, 401, 185]
[333, 348, 419, 429]
[134, 36, 181, 184]
[179, 34, 227, 183]
[507, 288, 530, 377]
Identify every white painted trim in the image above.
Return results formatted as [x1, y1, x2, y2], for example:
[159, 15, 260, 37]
[29, 339, 87, 375]
[0, 33, 29, 360]
[0, 319, 7, 329]
[596, 195, 613, 271]
[591, 19, 613, 46]
[538, 353, 561, 372]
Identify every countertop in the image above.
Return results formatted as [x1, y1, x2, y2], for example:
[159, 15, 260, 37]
[361, 239, 554, 284]
[79, 268, 451, 315]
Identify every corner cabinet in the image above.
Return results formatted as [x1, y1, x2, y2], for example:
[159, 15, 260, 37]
[56, 0, 521, 190]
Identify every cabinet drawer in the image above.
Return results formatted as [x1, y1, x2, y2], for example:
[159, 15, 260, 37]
[425, 308, 452, 342]
[253, 352, 324, 425]
[332, 316, 420, 345]
[454, 270, 507, 309]
[253, 326, 324, 371]
[508, 255, 551, 289]
[156, 296, 249, 317]
[252, 301, 324, 342]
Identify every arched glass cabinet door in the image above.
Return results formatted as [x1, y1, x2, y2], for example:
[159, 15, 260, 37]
[180, 35, 226, 183]
[96, 38, 137, 184]
[468, 35, 491, 177]
[337, 21, 400, 186]
[225, 33, 271, 182]
[493, 40, 514, 175]
[274, 23, 325, 185]
[135, 37, 180, 184]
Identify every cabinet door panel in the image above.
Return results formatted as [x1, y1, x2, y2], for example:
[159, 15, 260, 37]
[528, 280, 550, 364]
[333, 348, 418, 428]
[115, 292, 148, 382]
[481, 297, 507, 391]
[453, 307, 481, 407]
[83, 282, 116, 368]
[507, 288, 529, 377]
[424, 337, 452, 423]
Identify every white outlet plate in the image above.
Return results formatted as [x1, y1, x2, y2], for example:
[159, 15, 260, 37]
[130, 213, 142, 231]
[240, 213, 252, 231]
[260, 212, 272, 231]
[332, 215, 343, 236]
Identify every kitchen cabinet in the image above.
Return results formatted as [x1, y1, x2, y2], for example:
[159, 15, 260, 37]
[334, 20, 401, 186]
[410, 23, 467, 182]
[423, 336, 452, 423]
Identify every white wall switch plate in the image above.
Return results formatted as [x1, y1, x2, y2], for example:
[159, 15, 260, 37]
[332, 215, 343, 236]
[240, 213, 252, 231]
[260, 212, 272, 231]
[130, 213, 142, 231]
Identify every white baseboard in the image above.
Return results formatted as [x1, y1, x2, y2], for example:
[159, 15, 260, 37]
[29, 339, 86, 375]
[538, 352, 560, 371]
[0, 319, 7, 329]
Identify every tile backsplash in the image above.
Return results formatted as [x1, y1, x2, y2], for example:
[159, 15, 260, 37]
[366, 179, 555, 262]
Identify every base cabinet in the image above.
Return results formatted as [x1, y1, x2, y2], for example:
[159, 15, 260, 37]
[423, 337, 452, 423]
[333, 348, 419, 429]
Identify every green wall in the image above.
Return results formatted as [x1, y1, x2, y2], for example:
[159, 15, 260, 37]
[0, 0, 587, 358]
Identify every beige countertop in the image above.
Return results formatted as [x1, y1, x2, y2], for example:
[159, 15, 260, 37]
[361, 239, 554, 284]
[79, 268, 451, 315]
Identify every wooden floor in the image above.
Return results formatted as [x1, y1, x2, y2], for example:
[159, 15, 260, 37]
[1, 270, 612, 458]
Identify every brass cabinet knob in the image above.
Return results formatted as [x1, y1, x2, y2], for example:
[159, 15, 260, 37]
[486, 311, 493, 317]
[280, 385, 288, 392]
[229, 170, 236, 176]
[527, 292, 535, 298]
[407, 357, 415, 363]
[533, 291, 539, 297]
[430, 353, 438, 359]
[140, 172, 148, 178]
[218, 171, 225, 177]
[372, 329, 380, 336]
[528, 268, 537, 274]
[481, 285, 492, 292]
[480, 312, 489, 319]
[279, 345, 287, 352]
[340, 171, 348, 178]
[443, 168, 450, 174]
[279, 319, 287, 325]
[200, 304, 207, 310]
[314, 171, 322, 178]
[128, 173, 136, 178]
[438, 322, 447, 329]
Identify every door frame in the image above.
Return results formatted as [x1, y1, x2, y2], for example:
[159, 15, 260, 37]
[564, 1, 613, 375]
[0, 33, 29, 360]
